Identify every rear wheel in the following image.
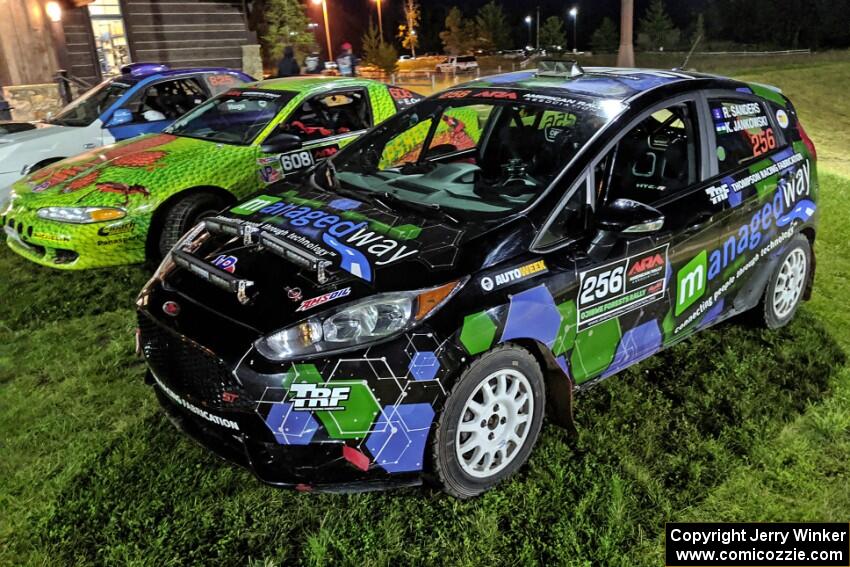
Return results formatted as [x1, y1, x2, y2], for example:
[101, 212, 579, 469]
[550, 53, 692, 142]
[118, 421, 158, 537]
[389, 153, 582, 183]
[757, 234, 811, 329]
[432, 345, 545, 498]
[157, 192, 227, 257]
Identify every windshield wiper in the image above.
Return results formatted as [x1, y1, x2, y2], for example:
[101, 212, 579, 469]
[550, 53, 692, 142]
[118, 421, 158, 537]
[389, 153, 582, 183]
[373, 191, 461, 224]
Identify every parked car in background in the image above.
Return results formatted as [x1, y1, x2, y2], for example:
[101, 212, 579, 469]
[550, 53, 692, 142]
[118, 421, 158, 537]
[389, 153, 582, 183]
[0, 63, 253, 198]
[436, 56, 479, 73]
[2, 78, 423, 269]
[135, 62, 818, 496]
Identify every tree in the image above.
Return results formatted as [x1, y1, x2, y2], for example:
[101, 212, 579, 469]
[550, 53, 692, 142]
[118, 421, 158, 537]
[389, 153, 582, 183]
[362, 22, 399, 75]
[538, 16, 566, 50]
[398, 0, 421, 57]
[261, 0, 317, 62]
[475, 1, 511, 51]
[639, 0, 676, 50]
[440, 6, 472, 55]
[591, 17, 619, 53]
[617, 0, 634, 66]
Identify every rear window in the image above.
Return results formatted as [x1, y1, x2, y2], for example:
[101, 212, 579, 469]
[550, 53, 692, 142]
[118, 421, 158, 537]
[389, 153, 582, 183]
[709, 98, 778, 170]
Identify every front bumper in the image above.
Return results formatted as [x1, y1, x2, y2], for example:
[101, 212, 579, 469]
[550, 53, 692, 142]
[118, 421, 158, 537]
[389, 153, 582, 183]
[138, 310, 456, 490]
[2, 206, 146, 269]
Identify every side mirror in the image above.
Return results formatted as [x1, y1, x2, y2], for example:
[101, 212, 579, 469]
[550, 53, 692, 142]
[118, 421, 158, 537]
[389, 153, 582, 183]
[596, 198, 664, 235]
[261, 132, 302, 154]
[106, 108, 133, 128]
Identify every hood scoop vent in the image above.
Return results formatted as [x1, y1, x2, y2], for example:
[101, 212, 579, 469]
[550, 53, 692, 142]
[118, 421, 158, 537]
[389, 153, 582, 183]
[203, 216, 333, 284]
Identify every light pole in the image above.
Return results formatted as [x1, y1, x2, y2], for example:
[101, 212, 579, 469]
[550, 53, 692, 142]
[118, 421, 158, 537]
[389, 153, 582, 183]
[569, 7, 578, 53]
[312, 0, 333, 62]
[372, 0, 384, 42]
[524, 15, 532, 49]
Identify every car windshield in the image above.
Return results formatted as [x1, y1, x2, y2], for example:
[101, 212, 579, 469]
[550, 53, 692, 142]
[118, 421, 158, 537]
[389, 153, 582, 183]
[49, 79, 133, 127]
[167, 89, 295, 145]
[327, 89, 622, 218]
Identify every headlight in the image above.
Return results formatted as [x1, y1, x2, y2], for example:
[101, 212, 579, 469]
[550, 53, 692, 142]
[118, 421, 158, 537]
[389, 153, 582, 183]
[255, 279, 465, 360]
[37, 206, 125, 224]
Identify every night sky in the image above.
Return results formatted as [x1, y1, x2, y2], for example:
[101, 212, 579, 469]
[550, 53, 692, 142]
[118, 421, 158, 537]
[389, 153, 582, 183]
[307, 0, 710, 55]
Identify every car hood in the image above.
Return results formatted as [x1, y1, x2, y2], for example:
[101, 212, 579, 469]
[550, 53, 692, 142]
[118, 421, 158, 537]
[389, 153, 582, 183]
[0, 121, 74, 145]
[157, 182, 533, 336]
[9, 133, 213, 208]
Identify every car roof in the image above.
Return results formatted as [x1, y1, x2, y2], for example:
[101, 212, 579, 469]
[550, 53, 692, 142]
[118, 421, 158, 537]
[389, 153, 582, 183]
[464, 66, 745, 102]
[112, 66, 248, 84]
[249, 76, 380, 93]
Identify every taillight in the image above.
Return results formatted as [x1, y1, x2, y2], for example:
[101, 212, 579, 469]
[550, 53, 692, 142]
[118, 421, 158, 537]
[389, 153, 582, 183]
[796, 120, 817, 161]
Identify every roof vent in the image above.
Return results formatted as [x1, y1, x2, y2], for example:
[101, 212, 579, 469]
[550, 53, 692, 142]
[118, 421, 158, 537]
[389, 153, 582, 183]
[536, 59, 584, 78]
[120, 63, 170, 78]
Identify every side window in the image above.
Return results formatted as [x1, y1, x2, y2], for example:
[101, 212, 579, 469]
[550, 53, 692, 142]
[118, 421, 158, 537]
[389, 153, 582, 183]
[281, 90, 371, 142]
[129, 78, 207, 122]
[599, 102, 699, 205]
[537, 175, 591, 248]
[709, 98, 776, 171]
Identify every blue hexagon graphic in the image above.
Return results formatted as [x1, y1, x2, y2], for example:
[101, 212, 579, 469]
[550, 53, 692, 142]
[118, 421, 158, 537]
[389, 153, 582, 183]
[408, 351, 440, 381]
[499, 284, 562, 349]
[365, 403, 435, 473]
[263, 402, 319, 445]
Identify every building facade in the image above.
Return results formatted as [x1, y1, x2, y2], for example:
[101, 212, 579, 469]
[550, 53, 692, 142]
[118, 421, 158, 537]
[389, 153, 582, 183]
[0, 0, 257, 119]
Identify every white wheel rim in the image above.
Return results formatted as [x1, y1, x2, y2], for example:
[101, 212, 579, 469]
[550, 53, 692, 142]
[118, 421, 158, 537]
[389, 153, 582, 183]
[455, 369, 534, 479]
[772, 248, 807, 319]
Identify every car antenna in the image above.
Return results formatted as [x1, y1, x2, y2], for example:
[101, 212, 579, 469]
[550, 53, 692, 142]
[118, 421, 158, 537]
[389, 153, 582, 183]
[674, 33, 702, 72]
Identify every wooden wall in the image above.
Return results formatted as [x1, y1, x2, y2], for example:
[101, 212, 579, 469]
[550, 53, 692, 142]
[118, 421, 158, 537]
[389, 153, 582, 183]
[0, 0, 58, 86]
[63, 5, 101, 85]
[121, 0, 253, 69]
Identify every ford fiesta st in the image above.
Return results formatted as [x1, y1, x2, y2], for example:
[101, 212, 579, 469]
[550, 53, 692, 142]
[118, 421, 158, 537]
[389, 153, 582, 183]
[2, 78, 422, 269]
[137, 62, 817, 497]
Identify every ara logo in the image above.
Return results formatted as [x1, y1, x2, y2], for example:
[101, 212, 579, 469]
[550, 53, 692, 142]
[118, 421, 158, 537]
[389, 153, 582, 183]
[288, 383, 351, 411]
[675, 250, 707, 316]
[211, 254, 238, 274]
[628, 253, 664, 276]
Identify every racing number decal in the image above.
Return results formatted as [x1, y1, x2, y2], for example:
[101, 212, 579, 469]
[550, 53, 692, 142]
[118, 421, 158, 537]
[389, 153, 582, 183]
[577, 244, 669, 330]
[280, 150, 314, 172]
[580, 266, 625, 305]
[749, 127, 777, 158]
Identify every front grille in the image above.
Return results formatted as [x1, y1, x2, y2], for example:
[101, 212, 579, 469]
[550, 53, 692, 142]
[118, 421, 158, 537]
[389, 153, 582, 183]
[138, 313, 252, 410]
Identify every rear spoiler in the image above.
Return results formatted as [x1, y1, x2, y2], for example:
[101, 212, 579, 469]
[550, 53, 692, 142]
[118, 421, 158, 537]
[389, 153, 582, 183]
[203, 216, 333, 284]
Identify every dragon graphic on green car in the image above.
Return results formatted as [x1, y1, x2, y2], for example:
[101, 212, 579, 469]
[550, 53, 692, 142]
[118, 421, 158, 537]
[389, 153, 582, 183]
[1, 78, 423, 269]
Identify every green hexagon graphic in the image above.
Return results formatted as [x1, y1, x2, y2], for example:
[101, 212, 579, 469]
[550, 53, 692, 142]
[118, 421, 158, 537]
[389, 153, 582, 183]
[460, 310, 497, 355]
[570, 318, 622, 384]
[552, 300, 578, 356]
[284, 364, 381, 440]
[315, 381, 381, 440]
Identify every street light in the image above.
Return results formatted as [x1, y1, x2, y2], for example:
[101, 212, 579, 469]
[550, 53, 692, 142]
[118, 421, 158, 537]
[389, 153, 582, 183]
[569, 7, 578, 53]
[311, 0, 333, 61]
[524, 15, 533, 49]
[371, 0, 384, 42]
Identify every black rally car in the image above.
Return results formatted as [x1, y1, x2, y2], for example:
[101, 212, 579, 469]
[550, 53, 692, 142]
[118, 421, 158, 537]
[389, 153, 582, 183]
[137, 62, 818, 497]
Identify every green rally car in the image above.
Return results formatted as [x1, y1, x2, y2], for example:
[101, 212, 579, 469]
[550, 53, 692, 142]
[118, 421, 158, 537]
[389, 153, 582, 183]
[1, 78, 423, 269]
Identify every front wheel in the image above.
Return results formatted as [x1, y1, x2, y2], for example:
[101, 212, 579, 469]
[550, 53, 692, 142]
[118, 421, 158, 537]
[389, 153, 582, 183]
[432, 345, 545, 498]
[757, 234, 811, 329]
[156, 192, 228, 258]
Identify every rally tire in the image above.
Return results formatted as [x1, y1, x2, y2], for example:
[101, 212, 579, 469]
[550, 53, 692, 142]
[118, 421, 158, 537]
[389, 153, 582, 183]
[157, 192, 228, 257]
[757, 234, 811, 329]
[432, 344, 545, 498]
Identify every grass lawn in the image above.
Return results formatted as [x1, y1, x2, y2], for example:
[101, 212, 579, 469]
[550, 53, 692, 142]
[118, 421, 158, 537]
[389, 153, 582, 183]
[2, 53, 850, 566]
